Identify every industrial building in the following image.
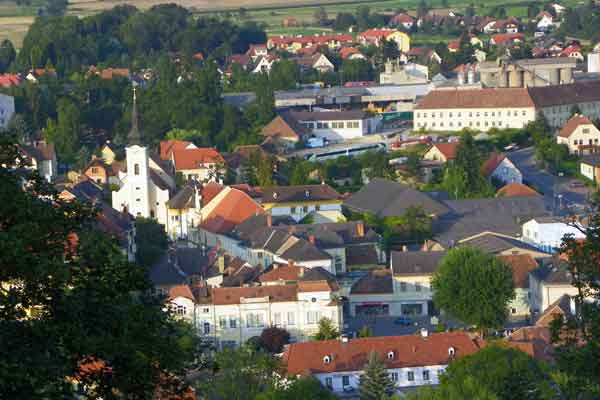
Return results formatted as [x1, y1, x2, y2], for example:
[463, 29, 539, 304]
[479, 57, 577, 88]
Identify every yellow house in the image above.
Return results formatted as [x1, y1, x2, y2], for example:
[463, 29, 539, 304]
[358, 29, 411, 53]
[557, 114, 600, 155]
[100, 141, 117, 164]
[386, 31, 411, 53]
[261, 184, 343, 223]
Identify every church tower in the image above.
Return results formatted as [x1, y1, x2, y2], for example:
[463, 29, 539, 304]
[124, 86, 152, 218]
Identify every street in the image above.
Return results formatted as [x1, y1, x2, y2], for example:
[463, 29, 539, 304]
[509, 147, 590, 213]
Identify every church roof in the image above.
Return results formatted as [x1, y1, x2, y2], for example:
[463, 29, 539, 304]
[128, 87, 142, 145]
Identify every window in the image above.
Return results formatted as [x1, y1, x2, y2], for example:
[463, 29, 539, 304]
[390, 372, 399, 382]
[203, 307, 210, 313]
[91, 167, 98, 174]
[511, 307, 517, 314]
[219, 316, 227, 329]
[307, 311, 321, 324]
[273, 312, 282, 326]
[246, 313, 264, 328]
[287, 312, 295, 325]
[257, 251, 263, 259]
[315, 205, 320, 211]
[335, 256, 343, 274]
[423, 370, 430, 381]
[291, 206, 296, 214]
[342, 376, 350, 386]
[175, 305, 186, 315]
[407, 371, 414, 381]
[229, 317, 237, 328]
[203, 322, 210, 334]
[325, 377, 333, 389]
[415, 282, 422, 292]
[346, 121, 352, 128]
[302, 206, 308, 213]
[400, 282, 407, 292]
[134, 163, 140, 175]
[352, 121, 359, 128]
[449, 112, 453, 117]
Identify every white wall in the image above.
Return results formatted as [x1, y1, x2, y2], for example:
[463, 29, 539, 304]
[522, 219, 586, 252]
[269, 203, 342, 222]
[414, 107, 536, 132]
[0, 93, 15, 129]
[540, 101, 600, 129]
[491, 158, 522, 184]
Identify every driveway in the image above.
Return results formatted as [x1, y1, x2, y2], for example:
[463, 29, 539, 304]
[509, 147, 590, 213]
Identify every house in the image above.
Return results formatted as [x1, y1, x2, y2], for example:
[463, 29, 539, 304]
[536, 11, 554, 31]
[530, 261, 580, 315]
[557, 114, 600, 155]
[458, 233, 550, 258]
[339, 47, 366, 60]
[561, 45, 583, 62]
[580, 154, 600, 184]
[447, 40, 460, 53]
[422, 143, 457, 163]
[282, 17, 300, 27]
[224, 144, 270, 183]
[344, 178, 450, 218]
[246, 44, 268, 61]
[413, 88, 537, 132]
[171, 147, 225, 183]
[25, 68, 57, 83]
[292, 53, 335, 73]
[261, 184, 343, 223]
[289, 110, 381, 142]
[357, 29, 410, 53]
[498, 254, 539, 318]
[111, 89, 176, 226]
[159, 139, 198, 161]
[283, 331, 482, 393]
[166, 182, 203, 240]
[380, 60, 428, 85]
[0, 92, 15, 128]
[550, 3, 567, 15]
[490, 33, 525, 47]
[18, 139, 57, 182]
[348, 269, 395, 316]
[407, 47, 441, 65]
[100, 141, 118, 164]
[482, 153, 523, 185]
[390, 13, 414, 30]
[497, 183, 540, 197]
[83, 156, 121, 186]
[88, 67, 130, 80]
[267, 34, 353, 53]
[0, 73, 22, 88]
[198, 282, 342, 347]
[250, 54, 278, 74]
[521, 217, 586, 253]
[261, 113, 309, 151]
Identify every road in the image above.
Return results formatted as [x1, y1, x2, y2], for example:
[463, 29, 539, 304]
[509, 147, 590, 213]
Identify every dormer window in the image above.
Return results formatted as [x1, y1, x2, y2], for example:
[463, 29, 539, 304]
[387, 351, 395, 359]
[448, 347, 455, 356]
[323, 355, 331, 364]
[305, 190, 310, 198]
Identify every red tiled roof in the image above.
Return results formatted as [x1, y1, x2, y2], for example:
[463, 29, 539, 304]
[0, 73, 22, 88]
[391, 13, 414, 24]
[558, 114, 594, 138]
[160, 139, 194, 161]
[269, 34, 352, 47]
[497, 254, 538, 289]
[482, 153, 506, 176]
[561, 45, 581, 57]
[359, 28, 399, 40]
[99, 68, 130, 80]
[200, 188, 264, 234]
[339, 47, 363, 59]
[432, 143, 457, 160]
[448, 40, 460, 50]
[497, 183, 540, 197]
[200, 182, 225, 206]
[212, 284, 298, 305]
[284, 332, 481, 375]
[172, 148, 224, 171]
[297, 280, 334, 292]
[415, 88, 534, 110]
[258, 265, 304, 282]
[168, 284, 195, 301]
[491, 33, 525, 46]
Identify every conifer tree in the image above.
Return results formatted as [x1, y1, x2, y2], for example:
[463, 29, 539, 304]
[359, 352, 395, 400]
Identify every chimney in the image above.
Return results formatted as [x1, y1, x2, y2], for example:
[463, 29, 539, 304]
[356, 221, 365, 237]
[341, 335, 349, 343]
[420, 328, 429, 338]
[266, 214, 272, 228]
[218, 255, 225, 274]
[308, 235, 316, 245]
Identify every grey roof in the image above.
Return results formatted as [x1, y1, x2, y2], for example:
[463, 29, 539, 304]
[290, 110, 368, 121]
[149, 248, 215, 286]
[346, 244, 380, 266]
[343, 178, 450, 217]
[262, 184, 342, 204]
[273, 221, 379, 249]
[391, 251, 447, 276]
[433, 196, 549, 247]
[528, 81, 600, 108]
[280, 237, 332, 262]
[580, 154, 600, 167]
[350, 270, 393, 294]
[460, 233, 547, 255]
[67, 180, 104, 202]
[531, 262, 573, 285]
[167, 184, 197, 209]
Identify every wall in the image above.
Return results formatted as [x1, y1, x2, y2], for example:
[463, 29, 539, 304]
[556, 123, 600, 154]
[522, 220, 585, 252]
[490, 158, 522, 184]
[414, 107, 536, 132]
[266, 201, 343, 222]
[539, 101, 600, 130]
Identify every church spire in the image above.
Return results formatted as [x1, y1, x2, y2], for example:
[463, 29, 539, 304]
[128, 85, 142, 146]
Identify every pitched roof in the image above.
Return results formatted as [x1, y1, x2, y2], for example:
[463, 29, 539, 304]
[149, 248, 215, 286]
[261, 113, 308, 141]
[498, 254, 539, 289]
[536, 294, 573, 326]
[346, 244, 380, 266]
[339, 47, 363, 59]
[284, 332, 481, 375]
[343, 178, 450, 217]
[290, 110, 367, 122]
[430, 143, 457, 160]
[482, 153, 506, 176]
[168, 284, 195, 301]
[350, 269, 393, 294]
[497, 183, 540, 197]
[167, 184, 198, 209]
[200, 188, 265, 234]
[19, 141, 55, 162]
[211, 285, 298, 305]
[559, 114, 595, 138]
[172, 148, 224, 170]
[531, 262, 573, 285]
[460, 233, 545, 255]
[359, 28, 402, 40]
[415, 88, 534, 110]
[528, 81, 600, 108]
[160, 139, 195, 160]
[491, 33, 525, 46]
[391, 251, 447, 276]
[262, 184, 342, 204]
[297, 280, 335, 292]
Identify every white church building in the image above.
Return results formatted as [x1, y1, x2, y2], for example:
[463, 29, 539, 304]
[112, 88, 175, 226]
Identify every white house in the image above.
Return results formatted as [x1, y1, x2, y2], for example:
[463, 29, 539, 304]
[482, 153, 523, 185]
[290, 110, 381, 142]
[0, 93, 14, 129]
[111, 89, 175, 226]
[251, 55, 278, 74]
[18, 139, 57, 182]
[195, 282, 342, 347]
[536, 11, 554, 31]
[529, 262, 580, 315]
[284, 331, 482, 394]
[522, 217, 586, 253]
[260, 184, 344, 223]
[556, 114, 600, 155]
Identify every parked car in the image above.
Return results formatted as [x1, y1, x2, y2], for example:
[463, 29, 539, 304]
[394, 316, 412, 326]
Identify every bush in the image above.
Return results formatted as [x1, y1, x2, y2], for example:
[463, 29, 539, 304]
[260, 327, 290, 353]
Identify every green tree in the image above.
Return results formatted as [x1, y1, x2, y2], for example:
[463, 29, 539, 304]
[551, 206, 600, 398]
[431, 247, 515, 336]
[44, 97, 80, 163]
[0, 39, 15, 73]
[359, 352, 395, 400]
[257, 376, 338, 400]
[409, 344, 556, 400]
[334, 12, 356, 31]
[314, 7, 329, 26]
[0, 139, 193, 398]
[46, 0, 68, 16]
[135, 217, 169, 268]
[358, 325, 373, 338]
[356, 6, 372, 31]
[442, 165, 469, 200]
[527, 4, 540, 18]
[314, 317, 340, 340]
[254, 73, 276, 125]
[257, 154, 276, 187]
[417, 0, 429, 18]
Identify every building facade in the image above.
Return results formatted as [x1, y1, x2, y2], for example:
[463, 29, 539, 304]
[291, 110, 381, 142]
